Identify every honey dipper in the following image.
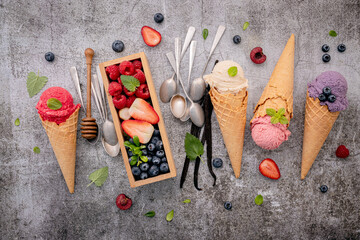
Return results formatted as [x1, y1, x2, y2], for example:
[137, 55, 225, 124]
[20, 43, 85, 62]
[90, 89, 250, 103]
[80, 48, 98, 139]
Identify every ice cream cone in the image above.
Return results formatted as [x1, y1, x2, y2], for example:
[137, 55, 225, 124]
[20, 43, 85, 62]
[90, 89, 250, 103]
[209, 87, 248, 178]
[251, 34, 295, 124]
[301, 92, 339, 179]
[39, 108, 80, 193]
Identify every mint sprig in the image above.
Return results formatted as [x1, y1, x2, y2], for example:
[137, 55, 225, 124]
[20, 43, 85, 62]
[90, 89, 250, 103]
[144, 211, 155, 217]
[26, 71, 48, 98]
[202, 29, 208, 40]
[183, 199, 191, 203]
[329, 30, 337, 37]
[228, 66, 238, 77]
[121, 75, 140, 92]
[266, 108, 288, 125]
[47, 98, 62, 110]
[184, 133, 204, 161]
[124, 136, 148, 166]
[255, 194, 263, 206]
[87, 166, 109, 187]
[15, 118, 20, 126]
[243, 22, 249, 31]
[33, 146, 40, 154]
[166, 210, 174, 222]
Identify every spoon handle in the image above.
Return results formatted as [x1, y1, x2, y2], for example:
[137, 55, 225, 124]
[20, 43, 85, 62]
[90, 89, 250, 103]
[166, 52, 176, 72]
[70, 66, 84, 108]
[175, 38, 182, 84]
[188, 41, 197, 88]
[180, 26, 196, 59]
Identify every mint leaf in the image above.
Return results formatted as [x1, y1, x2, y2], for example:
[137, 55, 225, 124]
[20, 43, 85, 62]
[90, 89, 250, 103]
[329, 30, 337, 37]
[255, 194, 263, 205]
[183, 199, 191, 203]
[266, 108, 276, 117]
[185, 133, 204, 161]
[137, 161, 142, 166]
[277, 108, 285, 116]
[26, 71, 48, 98]
[144, 211, 155, 217]
[228, 66, 238, 77]
[166, 210, 174, 222]
[87, 166, 109, 187]
[47, 98, 62, 110]
[203, 29, 208, 40]
[15, 118, 20, 126]
[140, 155, 148, 162]
[121, 75, 140, 92]
[133, 136, 140, 147]
[33, 146, 40, 154]
[279, 116, 288, 125]
[124, 141, 134, 149]
[271, 117, 279, 124]
[130, 156, 138, 166]
[243, 22, 249, 30]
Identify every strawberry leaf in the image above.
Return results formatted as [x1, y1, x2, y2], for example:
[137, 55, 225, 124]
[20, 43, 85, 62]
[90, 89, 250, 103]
[266, 108, 276, 117]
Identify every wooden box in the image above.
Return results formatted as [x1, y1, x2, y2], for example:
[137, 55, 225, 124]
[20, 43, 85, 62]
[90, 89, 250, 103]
[98, 52, 176, 187]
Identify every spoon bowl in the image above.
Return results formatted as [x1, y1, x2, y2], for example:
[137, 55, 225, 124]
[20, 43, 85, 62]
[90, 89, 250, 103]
[170, 94, 186, 118]
[190, 77, 207, 102]
[159, 74, 177, 103]
[189, 102, 205, 127]
[101, 137, 120, 157]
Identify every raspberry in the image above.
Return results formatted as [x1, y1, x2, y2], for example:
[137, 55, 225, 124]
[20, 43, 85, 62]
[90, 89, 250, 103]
[132, 60, 142, 70]
[336, 145, 349, 158]
[133, 69, 146, 84]
[122, 84, 135, 97]
[119, 61, 135, 76]
[108, 82, 122, 97]
[106, 65, 120, 80]
[113, 94, 127, 110]
[126, 95, 136, 108]
[135, 84, 150, 99]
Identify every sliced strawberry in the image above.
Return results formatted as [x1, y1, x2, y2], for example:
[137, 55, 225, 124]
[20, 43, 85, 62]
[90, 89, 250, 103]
[132, 60, 142, 70]
[121, 120, 154, 144]
[135, 84, 150, 99]
[119, 108, 131, 120]
[129, 98, 159, 124]
[141, 26, 162, 47]
[113, 94, 127, 110]
[259, 158, 281, 179]
[133, 69, 146, 84]
[126, 95, 136, 108]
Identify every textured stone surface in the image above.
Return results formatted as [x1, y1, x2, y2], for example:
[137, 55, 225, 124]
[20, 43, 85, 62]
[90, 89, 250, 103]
[1, 0, 359, 239]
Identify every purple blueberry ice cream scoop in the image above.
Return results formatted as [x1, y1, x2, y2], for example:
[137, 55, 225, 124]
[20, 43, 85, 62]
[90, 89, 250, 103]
[308, 71, 348, 112]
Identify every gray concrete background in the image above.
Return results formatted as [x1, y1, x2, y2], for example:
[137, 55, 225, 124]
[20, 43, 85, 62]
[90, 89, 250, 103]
[1, 0, 359, 239]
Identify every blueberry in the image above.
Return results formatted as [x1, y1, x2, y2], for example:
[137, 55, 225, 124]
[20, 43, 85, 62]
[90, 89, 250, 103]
[320, 185, 328, 193]
[147, 155, 153, 163]
[322, 54, 331, 63]
[147, 143, 156, 152]
[155, 141, 163, 150]
[140, 162, 150, 172]
[224, 201, 232, 210]
[156, 150, 165, 158]
[323, 87, 332, 96]
[318, 93, 327, 102]
[151, 156, 161, 165]
[153, 129, 160, 136]
[140, 172, 148, 180]
[142, 149, 148, 156]
[161, 157, 167, 163]
[151, 137, 160, 145]
[45, 52, 55, 62]
[159, 163, 169, 173]
[127, 150, 133, 158]
[131, 166, 141, 177]
[233, 35, 241, 44]
[154, 13, 164, 23]
[212, 158, 223, 168]
[328, 94, 336, 103]
[112, 40, 124, 53]
[129, 138, 135, 144]
[321, 44, 330, 52]
[148, 165, 160, 177]
[337, 44, 346, 52]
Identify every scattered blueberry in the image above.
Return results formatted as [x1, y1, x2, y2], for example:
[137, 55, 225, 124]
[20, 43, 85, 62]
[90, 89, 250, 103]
[147, 143, 156, 152]
[328, 94, 336, 103]
[161, 157, 167, 163]
[321, 44, 330, 52]
[151, 137, 160, 145]
[323, 87, 332, 96]
[142, 149, 148, 156]
[337, 44, 346, 52]
[224, 201, 232, 210]
[140, 172, 148, 180]
[154, 13, 164, 23]
[153, 129, 160, 136]
[156, 150, 165, 158]
[155, 141, 163, 150]
[151, 156, 161, 165]
[212, 158, 223, 168]
[112, 40, 124, 52]
[320, 185, 328, 193]
[139, 162, 150, 172]
[159, 162, 169, 173]
[148, 165, 160, 177]
[233, 35, 241, 44]
[318, 93, 327, 102]
[322, 54, 331, 63]
[131, 166, 141, 177]
[45, 52, 55, 62]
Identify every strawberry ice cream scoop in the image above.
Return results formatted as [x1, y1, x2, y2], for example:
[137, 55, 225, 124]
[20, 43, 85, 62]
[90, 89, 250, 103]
[36, 87, 80, 124]
[251, 116, 291, 150]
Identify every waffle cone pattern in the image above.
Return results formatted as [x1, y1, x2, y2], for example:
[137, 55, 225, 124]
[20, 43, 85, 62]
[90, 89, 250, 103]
[209, 87, 248, 178]
[39, 108, 80, 193]
[301, 92, 339, 179]
[251, 34, 295, 125]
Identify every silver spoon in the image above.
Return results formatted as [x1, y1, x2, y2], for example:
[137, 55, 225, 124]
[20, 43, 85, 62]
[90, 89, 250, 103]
[180, 40, 197, 122]
[190, 25, 226, 101]
[159, 26, 196, 103]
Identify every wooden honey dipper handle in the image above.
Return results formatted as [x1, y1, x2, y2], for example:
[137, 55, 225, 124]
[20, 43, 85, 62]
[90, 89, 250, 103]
[85, 48, 94, 117]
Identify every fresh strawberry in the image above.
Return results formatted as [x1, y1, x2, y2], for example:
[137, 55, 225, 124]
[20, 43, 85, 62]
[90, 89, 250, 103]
[108, 82, 122, 97]
[129, 98, 159, 124]
[105, 65, 120, 80]
[119, 108, 131, 120]
[121, 120, 154, 144]
[133, 69, 146, 84]
[135, 84, 150, 99]
[126, 95, 136, 108]
[116, 194, 132, 210]
[336, 145, 349, 158]
[259, 158, 281, 180]
[141, 26, 162, 47]
[119, 61, 135, 76]
[113, 94, 127, 110]
[132, 60, 142, 70]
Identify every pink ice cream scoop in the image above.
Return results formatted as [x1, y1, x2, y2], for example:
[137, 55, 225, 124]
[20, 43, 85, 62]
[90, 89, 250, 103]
[251, 116, 291, 150]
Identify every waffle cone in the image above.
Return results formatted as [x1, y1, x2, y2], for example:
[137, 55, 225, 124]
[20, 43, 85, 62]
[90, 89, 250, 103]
[39, 108, 80, 193]
[209, 87, 248, 178]
[301, 92, 339, 179]
[251, 34, 295, 124]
